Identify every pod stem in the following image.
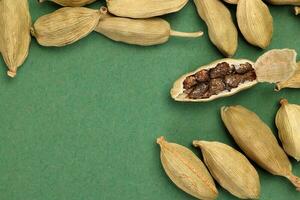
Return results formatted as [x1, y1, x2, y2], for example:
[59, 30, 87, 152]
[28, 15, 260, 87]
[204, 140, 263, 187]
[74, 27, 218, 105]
[7, 70, 16, 78]
[156, 136, 166, 146]
[170, 30, 203, 38]
[280, 98, 288, 106]
[286, 174, 300, 191]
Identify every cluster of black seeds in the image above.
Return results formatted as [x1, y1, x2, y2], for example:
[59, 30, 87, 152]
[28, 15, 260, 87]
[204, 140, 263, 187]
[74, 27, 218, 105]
[183, 62, 256, 99]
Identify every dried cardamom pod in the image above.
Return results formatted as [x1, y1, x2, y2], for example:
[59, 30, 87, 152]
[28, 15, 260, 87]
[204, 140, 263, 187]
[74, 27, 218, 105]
[194, 0, 238, 57]
[31, 7, 102, 47]
[193, 141, 260, 199]
[221, 105, 300, 191]
[237, 0, 273, 48]
[276, 99, 300, 161]
[0, 0, 31, 77]
[95, 7, 203, 46]
[222, 0, 238, 4]
[37, 0, 97, 6]
[295, 6, 300, 15]
[157, 137, 218, 200]
[171, 49, 296, 102]
[106, 0, 188, 19]
[265, 0, 300, 5]
[276, 62, 300, 90]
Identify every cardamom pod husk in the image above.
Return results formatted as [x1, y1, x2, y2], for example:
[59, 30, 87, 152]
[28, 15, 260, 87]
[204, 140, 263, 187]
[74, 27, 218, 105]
[37, 0, 97, 6]
[193, 141, 260, 199]
[295, 6, 300, 15]
[265, 0, 300, 5]
[0, 0, 31, 77]
[194, 0, 238, 57]
[106, 0, 188, 19]
[237, 0, 273, 48]
[171, 49, 296, 102]
[276, 62, 300, 90]
[95, 7, 203, 46]
[221, 105, 300, 191]
[31, 7, 102, 47]
[157, 137, 218, 200]
[276, 99, 300, 161]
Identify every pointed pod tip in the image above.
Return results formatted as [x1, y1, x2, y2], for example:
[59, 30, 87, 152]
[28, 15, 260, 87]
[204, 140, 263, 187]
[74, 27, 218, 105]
[156, 136, 166, 145]
[280, 98, 288, 106]
[7, 70, 16, 78]
[286, 174, 300, 191]
[192, 140, 204, 148]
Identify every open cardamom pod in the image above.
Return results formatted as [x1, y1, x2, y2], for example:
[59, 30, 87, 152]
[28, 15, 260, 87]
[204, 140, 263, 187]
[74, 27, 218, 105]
[0, 0, 31, 77]
[37, 0, 97, 6]
[276, 62, 300, 90]
[194, 0, 238, 57]
[193, 141, 260, 199]
[31, 7, 103, 47]
[276, 99, 300, 161]
[106, 0, 188, 19]
[295, 6, 300, 15]
[157, 137, 218, 200]
[237, 0, 273, 48]
[265, 0, 300, 5]
[171, 49, 296, 102]
[95, 7, 203, 46]
[221, 105, 300, 191]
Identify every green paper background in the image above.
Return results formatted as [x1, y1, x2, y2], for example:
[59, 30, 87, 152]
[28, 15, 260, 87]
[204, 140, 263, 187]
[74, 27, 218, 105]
[0, 1, 300, 200]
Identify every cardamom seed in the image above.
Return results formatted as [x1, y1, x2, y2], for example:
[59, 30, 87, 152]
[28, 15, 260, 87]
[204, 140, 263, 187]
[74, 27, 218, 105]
[37, 0, 97, 6]
[193, 141, 260, 199]
[0, 0, 31, 78]
[237, 0, 273, 48]
[106, 0, 188, 19]
[295, 6, 300, 15]
[265, 0, 300, 5]
[194, 0, 238, 57]
[95, 7, 203, 46]
[31, 7, 102, 47]
[276, 62, 300, 90]
[157, 137, 218, 200]
[221, 105, 300, 191]
[276, 99, 300, 161]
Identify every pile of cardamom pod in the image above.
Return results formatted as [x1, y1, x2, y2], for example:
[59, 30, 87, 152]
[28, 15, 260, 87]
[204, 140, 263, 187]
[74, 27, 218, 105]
[158, 99, 300, 200]
[0, 0, 299, 77]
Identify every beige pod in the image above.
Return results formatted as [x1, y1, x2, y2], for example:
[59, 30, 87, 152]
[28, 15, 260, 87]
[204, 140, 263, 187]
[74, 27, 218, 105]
[194, 0, 238, 57]
[193, 141, 260, 199]
[157, 137, 218, 200]
[37, 0, 97, 6]
[106, 0, 188, 18]
[171, 49, 297, 102]
[295, 6, 300, 15]
[276, 99, 300, 161]
[276, 62, 300, 90]
[237, 0, 273, 48]
[95, 7, 203, 46]
[222, 0, 239, 4]
[265, 0, 300, 5]
[0, 0, 31, 78]
[31, 7, 103, 47]
[221, 105, 300, 191]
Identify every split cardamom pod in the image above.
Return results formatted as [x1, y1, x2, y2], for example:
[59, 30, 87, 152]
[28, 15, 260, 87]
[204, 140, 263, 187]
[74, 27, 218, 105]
[106, 0, 188, 19]
[171, 49, 296, 102]
[37, 0, 97, 6]
[276, 99, 300, 161]
[95, 7, 203, 46]
[295, 6, 300, 15]
[221, 105, 300, 191]
[31, 7, 102, 47]
[194, 0, 238, 57]
[237, 0, 273, 48]
[0, 0, 31, 77]
[265, 0, 300, 5]
[276, 62, 300, 90]
[157, 137, 218, 200]
[193, 141, 260, 199]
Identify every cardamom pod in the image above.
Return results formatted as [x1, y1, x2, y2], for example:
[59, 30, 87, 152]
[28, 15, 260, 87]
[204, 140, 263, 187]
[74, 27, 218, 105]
[193, 141, 260, 199]
[237, 0, 273, 48]
[194, 0, 238, 57]
[106, 0, 188, 19]
[222, 0, 238, 4]
[157, 137, 218, 200]
[276, 99, 300, 161]
[221, 105, 300, 191]
[295, 6, 300, 15]
[31, 7, 102, 47]
[276, 62, 300, 90]
[171, 49, 296, 102]
[95, 7, 203, 46]
[0, 0, 31, 77]
[37, 0, 97, 6]
[265, 0, 300, 5]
